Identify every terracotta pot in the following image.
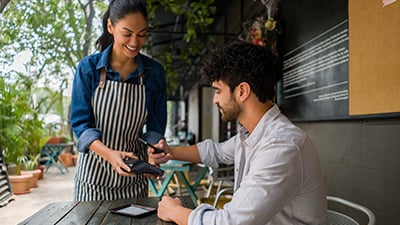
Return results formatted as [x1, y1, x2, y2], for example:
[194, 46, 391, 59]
[38, 164, 45, 180]
[59, 153, 74, 167]
[21, 169, 41, 188]
[46, 137, 66, 144]
[72, 154, 78, 166]
[9, 173, 33, 195]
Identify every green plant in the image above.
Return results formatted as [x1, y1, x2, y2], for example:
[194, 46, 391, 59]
[0, 74, 47, 174]
[24, 113, 47, 157]
[146, 0, 216, 96]
[0, 76, 26, 174]
[24, 154, 40, 171]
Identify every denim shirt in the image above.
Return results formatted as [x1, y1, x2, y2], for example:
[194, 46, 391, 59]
[70, 44, 167, 153]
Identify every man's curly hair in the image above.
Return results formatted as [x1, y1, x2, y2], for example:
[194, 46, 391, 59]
[203, 41, 283, 103]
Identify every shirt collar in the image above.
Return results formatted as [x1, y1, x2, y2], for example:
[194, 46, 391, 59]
[95, 43, 146, 75]
[96, 44, 112, 71]
[241, 104, 281, 147]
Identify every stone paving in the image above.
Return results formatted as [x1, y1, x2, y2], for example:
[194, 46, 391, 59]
[0, 166, 75, 225]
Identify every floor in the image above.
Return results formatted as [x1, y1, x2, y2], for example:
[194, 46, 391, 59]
[0, 166, 76, 225]
[0, 164, 229, 225]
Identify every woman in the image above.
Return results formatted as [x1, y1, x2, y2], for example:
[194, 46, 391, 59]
[70, 0, 167, 201]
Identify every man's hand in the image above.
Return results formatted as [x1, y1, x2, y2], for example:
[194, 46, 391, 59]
[148, 139, 173, 166]
[158, 196, 191, 225]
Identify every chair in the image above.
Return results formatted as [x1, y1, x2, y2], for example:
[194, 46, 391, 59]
[327, 196, 375, 225]
[211, 193, 376, 225]
[212, 187, 233, 208]
[204, 164, 234, 198]
[196, 164, 234, 208]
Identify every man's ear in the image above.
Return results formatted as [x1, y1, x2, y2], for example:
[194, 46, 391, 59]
[237, 82, 251, 101]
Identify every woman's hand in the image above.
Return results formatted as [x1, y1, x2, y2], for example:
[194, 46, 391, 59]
[89, 140, 137, 176]
[106, 149, 137, 176]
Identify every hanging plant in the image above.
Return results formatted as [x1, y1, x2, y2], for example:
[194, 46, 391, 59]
[240, 0, 281, 53]
[145, 0, 216, 96]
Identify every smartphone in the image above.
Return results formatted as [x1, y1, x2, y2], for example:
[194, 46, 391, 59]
[110, 204, 156, 217]
[138, 137, 165, 154]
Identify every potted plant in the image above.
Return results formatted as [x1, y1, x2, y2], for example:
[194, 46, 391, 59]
[23, 114, 49, 180]
[21, 154, 41, 188]
[2, 131, 33, 194]
[0, 76, 33, 194]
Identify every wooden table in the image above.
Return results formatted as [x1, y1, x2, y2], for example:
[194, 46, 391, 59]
[19, 196, 195, 225]
[41, 143, 74, 174]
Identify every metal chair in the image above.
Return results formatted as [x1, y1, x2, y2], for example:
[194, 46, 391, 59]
[327, 196, 375, 225]
[204, 164, 234, 198]
[212, 187, 233, 208]
[196, 164, 234, 208]
[211, 193, 376, 225]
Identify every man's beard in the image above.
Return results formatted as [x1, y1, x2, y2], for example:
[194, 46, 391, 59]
[218, 97, 240, 122]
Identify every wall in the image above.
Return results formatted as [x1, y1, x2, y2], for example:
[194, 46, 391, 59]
[188, 85, 199, 142]
[200, 86, 215, 140]
[188, 85, 221, 142]
[296, 118, 400, 225]
[195, 1, 400, 223]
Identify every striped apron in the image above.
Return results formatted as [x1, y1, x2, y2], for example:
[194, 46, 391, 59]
[74, 68, 148, 201]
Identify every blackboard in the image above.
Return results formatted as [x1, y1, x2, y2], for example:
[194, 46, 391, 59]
[276, 0, 400, 121]
[277, 0, 350, 121]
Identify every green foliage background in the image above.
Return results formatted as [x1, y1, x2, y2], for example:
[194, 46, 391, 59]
[0, 0, 216, 167]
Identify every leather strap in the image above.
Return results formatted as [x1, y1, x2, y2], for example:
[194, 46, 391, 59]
[98, 68, 106, 89]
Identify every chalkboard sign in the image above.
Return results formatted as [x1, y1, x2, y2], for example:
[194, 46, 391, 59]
[277, 0, 400, 121]
[277, 0, 350, 121]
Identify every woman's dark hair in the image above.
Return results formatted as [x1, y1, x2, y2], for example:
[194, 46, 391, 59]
[96, 0, 148, 51]
[203, 41, 283, 103]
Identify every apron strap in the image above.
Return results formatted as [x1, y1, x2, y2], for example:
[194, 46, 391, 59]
[98, 68, 106, 89]
[99, 68, 144, 87]
[139, 73, 145, 85]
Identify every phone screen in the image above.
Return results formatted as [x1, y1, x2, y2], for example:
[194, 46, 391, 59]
[110, 204, 156, 217]
[138, 138, 165, 153]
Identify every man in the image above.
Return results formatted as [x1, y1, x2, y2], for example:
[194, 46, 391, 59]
[151, 41, 328, 225]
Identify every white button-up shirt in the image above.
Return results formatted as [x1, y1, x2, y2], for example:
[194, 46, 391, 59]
[189, 105, 328, 225]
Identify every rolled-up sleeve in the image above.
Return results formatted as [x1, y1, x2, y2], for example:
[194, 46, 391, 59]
[76, 128, 102, 153]
[188, 204, 221, 225]
[196, 137, 237, 168]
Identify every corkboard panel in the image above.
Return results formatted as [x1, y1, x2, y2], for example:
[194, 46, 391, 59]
[349, 1, 400, 115]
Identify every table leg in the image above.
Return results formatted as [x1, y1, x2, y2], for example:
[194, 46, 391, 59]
[191, 166, 209, 190]
[148, 171, 175, 197]
[176, 172, 198, 205]
[54, 155, 69, 173]
[43, 151, 64, 174]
